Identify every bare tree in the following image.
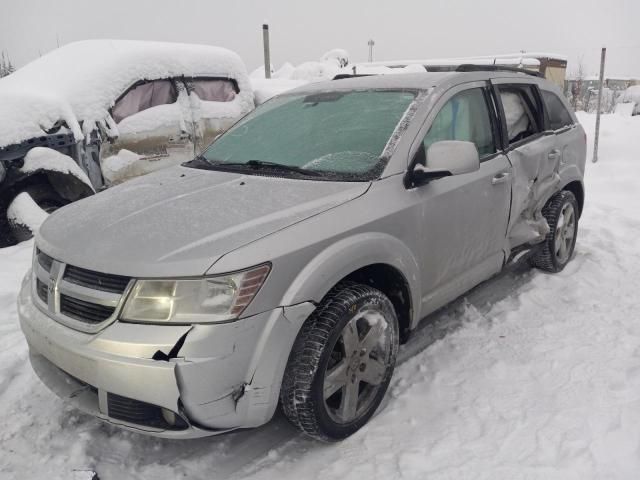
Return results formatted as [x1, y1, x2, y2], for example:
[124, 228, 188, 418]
[570, 56, 586, 111]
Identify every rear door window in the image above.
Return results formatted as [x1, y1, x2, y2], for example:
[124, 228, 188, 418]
[541, 90, 574, 130]
[190, 78, 237, 102]
[112, 79, 178, 123]
[422, 87, 496, 158]
[497, 85, 543, 145]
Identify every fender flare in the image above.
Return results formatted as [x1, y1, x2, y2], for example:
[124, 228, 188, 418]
[281, 232, 422, 325]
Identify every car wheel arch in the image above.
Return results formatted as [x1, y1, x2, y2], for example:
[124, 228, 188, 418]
[280, 232, 421, 338]
[561, 180, 584, 217]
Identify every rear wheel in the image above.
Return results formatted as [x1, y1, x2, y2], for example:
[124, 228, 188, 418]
[280, 282, 399, 441]
[530, 190, 579, 273]
[7, 183, 66, 243]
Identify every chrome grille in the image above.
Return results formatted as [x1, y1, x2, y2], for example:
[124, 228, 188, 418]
[32, 248, 133, 333]
[63, 265, 130, 294]
[36, 249, 53, 272]
[36, 279, 48, 303]
[60, 294, 116, 324]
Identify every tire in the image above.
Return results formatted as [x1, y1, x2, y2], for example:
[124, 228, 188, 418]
[280, 282, 399, 441]
[7, 183, 66, 243]
[529, 190, 579, 273]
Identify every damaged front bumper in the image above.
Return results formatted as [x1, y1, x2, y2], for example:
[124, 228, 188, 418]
[17, 270, 314, 438]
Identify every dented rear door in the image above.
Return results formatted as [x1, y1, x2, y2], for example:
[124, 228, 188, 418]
[492, 79, 562, 249]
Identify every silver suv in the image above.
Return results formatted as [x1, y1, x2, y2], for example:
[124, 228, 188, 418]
[18, 70, 586, 441]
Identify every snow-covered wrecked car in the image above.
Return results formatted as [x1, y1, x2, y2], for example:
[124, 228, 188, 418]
[616, 85, 640, 116]
[0, 40, 254, 245]
[19, 69, 585, 441]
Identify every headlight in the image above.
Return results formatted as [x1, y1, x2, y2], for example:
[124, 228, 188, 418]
[120, 264, 270, 324]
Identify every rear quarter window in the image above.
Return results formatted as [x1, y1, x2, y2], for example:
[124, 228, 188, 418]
[190, 78, 237, 102]
[541, 90, 574, 130]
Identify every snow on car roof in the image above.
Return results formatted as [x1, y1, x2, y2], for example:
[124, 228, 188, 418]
[0, 40, 251, 148]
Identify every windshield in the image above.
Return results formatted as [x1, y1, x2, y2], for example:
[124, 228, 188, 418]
[193, 89, 417, 180]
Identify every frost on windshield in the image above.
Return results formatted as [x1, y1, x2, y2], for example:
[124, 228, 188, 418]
[380, 89, 430, 162]
[203, 90, 417, 177]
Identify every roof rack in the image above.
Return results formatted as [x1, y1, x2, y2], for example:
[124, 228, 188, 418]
[332, 73, 375, 80]
[455, 64, 544, 78]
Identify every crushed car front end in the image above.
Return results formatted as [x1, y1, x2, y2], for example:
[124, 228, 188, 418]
[18, 247, 314, 438]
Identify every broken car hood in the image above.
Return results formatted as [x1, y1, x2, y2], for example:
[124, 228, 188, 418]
[37, 166, 370, 277]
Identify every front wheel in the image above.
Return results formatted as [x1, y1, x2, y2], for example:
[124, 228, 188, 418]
[280, 282, 399, 441]
[530, 190, 579, 273]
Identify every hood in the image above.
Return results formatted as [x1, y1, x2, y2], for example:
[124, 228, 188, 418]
[37, 166, 369, 277]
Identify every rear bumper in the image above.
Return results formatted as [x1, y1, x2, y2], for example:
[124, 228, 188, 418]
[18, 269, 314, 438]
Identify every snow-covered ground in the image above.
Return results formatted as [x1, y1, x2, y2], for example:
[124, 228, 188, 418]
[1, 112, 640, 479]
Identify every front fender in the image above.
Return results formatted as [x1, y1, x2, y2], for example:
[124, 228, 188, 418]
[281, 232, 421, 324]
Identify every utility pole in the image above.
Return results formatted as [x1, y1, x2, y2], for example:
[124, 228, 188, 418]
[368, 39, 375, 63]
[262, 23, 271, 79]
[593, 47, 606, 163]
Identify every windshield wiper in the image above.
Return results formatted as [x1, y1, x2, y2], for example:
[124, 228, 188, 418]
[184, 157, 322, 177]
[210, 159, 322, 177]
[244, 160, 321, 176]
[182, 155, 212, 168]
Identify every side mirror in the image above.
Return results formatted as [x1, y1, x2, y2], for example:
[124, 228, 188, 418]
[405, 140, 480, 188]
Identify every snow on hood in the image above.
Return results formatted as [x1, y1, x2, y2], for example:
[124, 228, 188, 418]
[37, 166, 369, 277]
[0, 40, 253, 148]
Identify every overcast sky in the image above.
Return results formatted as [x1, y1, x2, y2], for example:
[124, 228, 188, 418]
[1, 0, 638, 77]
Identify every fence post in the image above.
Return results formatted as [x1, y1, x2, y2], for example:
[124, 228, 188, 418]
[593, 47, 606, 163]
[263, 24, 271, 79]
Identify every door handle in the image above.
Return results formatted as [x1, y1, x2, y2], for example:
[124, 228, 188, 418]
[548, 149, 561, 160]
[492, 172, 510, 185]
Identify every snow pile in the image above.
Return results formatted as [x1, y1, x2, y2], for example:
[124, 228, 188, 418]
[2, 114, 640, 478]
[616, 85, 640, 115]
[320, 48, 350, 68]
[251, 78, 308, 105]
[250, 64, 275, 79]
[100, 149, 141, 185]
[7, 192, 48, 233]
[273, 62, 296, 79]
[250, 49, 351, 103]
[0, 40, 253, 148]
[289, 60, 342, 82]
[614, 102, 636, 116]
[252, 49, 350, 82]
[619, 85, 640, 104]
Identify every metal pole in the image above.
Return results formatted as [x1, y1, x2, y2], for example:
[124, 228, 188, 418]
[262, 24, 271, 79]
[368, 39, 375, 63]
[593, 47, 606, 163]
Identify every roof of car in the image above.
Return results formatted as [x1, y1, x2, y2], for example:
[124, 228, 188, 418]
[286, 70, 544, 95]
